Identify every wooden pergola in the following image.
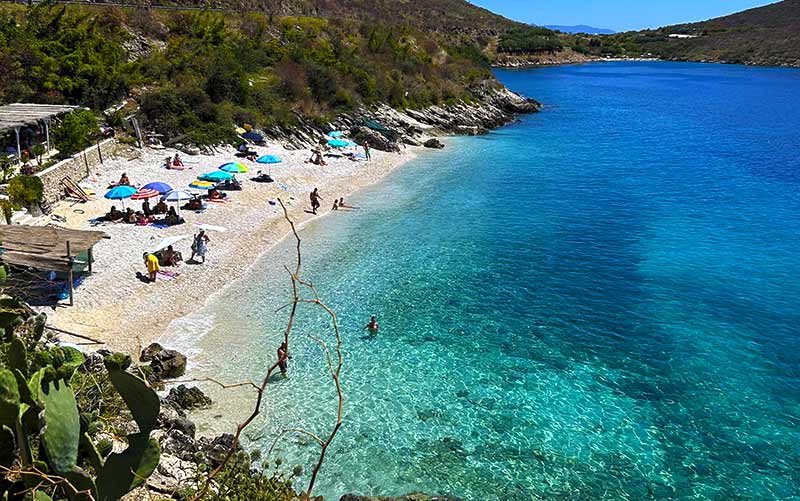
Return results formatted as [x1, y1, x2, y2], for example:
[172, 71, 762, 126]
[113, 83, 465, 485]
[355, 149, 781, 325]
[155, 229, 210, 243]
[0, 225, 109, 305]
[0, 103, 81, 165]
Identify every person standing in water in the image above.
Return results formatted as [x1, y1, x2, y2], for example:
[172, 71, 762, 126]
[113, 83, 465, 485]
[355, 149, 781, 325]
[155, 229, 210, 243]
[277, 340, 291, 376]
[310, 188, 323, 214]
[365, 316, 379, 336]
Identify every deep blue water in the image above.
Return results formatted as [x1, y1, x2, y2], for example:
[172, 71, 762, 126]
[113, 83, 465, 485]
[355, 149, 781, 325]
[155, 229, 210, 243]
[178, 62, 800, 499]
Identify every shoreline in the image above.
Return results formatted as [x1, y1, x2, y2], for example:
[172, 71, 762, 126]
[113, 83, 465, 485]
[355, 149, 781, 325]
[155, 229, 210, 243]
[44, 142, 424, 354]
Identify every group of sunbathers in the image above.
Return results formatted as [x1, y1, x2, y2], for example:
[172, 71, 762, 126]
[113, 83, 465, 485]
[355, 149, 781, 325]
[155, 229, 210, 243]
[105, 202, 183, 226]
[331, 197, 357, 211]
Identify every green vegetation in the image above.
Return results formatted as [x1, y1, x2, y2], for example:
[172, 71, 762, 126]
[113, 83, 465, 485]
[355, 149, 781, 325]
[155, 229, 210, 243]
[498, 26, 563, 54]
[0, 297, 162, 500]
[7, 176, 44, 207]
[571, 0, 800, 66]
[51, 109, 99, 158]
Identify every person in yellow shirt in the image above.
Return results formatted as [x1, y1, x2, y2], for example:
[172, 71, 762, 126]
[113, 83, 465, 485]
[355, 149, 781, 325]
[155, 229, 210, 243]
[143, 252, 160, 283]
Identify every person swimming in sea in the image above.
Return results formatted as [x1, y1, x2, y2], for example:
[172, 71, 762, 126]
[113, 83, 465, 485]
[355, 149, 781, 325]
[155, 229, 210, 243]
[364, 316, 379, 336]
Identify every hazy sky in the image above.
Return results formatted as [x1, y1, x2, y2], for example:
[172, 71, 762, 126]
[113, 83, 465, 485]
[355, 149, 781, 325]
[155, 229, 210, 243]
[469, 0, 778, 31]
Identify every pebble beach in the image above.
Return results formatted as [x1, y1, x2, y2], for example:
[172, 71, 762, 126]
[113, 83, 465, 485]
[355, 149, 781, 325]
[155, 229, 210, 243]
[43, 142, 419, 353]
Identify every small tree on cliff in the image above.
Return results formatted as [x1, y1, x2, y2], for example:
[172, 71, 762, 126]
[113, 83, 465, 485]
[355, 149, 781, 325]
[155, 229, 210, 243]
[52, 109, 99, 157]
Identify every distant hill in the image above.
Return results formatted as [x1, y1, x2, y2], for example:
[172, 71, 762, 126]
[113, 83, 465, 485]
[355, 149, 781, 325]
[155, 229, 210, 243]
[605, 0, 800, 67]
[546, 25, 615, 35]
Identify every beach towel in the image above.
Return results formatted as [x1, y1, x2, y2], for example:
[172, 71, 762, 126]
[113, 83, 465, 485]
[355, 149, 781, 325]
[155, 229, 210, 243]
[157, 270, 179, 281]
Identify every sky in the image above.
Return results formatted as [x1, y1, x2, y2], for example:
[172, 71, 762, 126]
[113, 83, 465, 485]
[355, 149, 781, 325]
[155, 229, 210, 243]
[468, 0, 778, 32]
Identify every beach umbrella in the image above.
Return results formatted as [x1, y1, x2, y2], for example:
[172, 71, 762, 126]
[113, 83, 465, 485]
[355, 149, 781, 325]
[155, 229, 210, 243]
[131, 188, 160, 200]
[199, 171, 233, 182]
[149, 235, 190, 254]
[255, 155, 281, 176]
[142, 181, 173, 194]
[162, 189, 195, 215]
[189, 180, 216, 190]
[328, 131, 344, 138]
[194, 223, 227, 233]
[242, 131, 264, 142]
[220, 162, 249, 173]
[162, 189, 194, 202]
[328, 139, 355, 148]
[255, 155, 281, 164]
[104, 185, 136, 209]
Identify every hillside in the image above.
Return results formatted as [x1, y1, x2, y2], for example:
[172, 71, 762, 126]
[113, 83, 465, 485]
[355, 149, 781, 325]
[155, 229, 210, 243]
[0, 0, 567, 145]
[604, 0, 800, 67]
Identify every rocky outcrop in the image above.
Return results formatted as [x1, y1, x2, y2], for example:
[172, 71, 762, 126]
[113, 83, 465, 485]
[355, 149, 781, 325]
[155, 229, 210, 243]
[166, 384, 213, 410]
[340, 494, 461, 501]
[140, 342, 187, 379]
[423, 138, 445, 149]
[255, 85, 539, 152]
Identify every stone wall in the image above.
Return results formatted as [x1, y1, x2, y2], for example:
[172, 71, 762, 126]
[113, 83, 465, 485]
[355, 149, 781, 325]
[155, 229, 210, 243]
[37, 138, 116, 204]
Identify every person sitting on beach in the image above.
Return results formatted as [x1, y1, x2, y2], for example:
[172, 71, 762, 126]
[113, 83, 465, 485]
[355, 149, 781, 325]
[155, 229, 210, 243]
[135, 212, 153, 226]
[307, 149, 327, 166]
[219, 178, 242, 191]
[184, 196, 204, 211]
[124, 208, 137, 224]
[364, 316, 379, 336]
[106, 205, 124, 221]
[277, 340, 291, 376]
[164, 206, 183, 226]
[142, 200, 152, 217]
[162, 245, 182, 266]
[252, 170, 273, 183]
[331, 199, 339, 211]
[208, 188, 227, 201]
[144, 252, 159, 283]
[153, 200, 168, 214]
[173, 153, 184, 168]
[190, 230, 209, 263]
[245, 151, 258, 162]
[118, 173, 131, 186]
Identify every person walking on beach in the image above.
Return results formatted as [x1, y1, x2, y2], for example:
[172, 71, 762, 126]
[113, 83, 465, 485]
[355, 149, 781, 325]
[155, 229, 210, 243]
[277, 340, 291, 376]
[310, 188, 323, 214]
[365, 316, 379, 336]
[143, 252, 159, 283]
[364, 141, 371, 161]
[190, 230, 210, 264]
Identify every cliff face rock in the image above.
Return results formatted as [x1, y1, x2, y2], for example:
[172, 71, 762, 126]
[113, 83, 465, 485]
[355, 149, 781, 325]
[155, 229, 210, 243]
[259, 86, 540, 151]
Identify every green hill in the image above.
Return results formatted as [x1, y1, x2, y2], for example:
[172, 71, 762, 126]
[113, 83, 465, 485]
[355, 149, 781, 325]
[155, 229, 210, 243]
[0, 0, 565, 144]
[602, 0, 800, 67]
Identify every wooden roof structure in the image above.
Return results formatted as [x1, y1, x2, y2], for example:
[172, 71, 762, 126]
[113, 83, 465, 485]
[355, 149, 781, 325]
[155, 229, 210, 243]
[0, 103, 81, 131]
[0, 225, 108, 272]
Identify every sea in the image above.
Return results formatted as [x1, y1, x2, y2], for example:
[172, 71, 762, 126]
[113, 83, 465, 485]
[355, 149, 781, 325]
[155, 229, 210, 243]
[170, 62, 800, 499]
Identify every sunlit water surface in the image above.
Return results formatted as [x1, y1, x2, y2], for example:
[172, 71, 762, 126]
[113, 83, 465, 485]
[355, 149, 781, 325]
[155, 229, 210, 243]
[169, 62, 800, 500]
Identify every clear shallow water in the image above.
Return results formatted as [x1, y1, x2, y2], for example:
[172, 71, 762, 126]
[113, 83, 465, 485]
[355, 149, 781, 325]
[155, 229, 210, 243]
[172, 62, 800, 499]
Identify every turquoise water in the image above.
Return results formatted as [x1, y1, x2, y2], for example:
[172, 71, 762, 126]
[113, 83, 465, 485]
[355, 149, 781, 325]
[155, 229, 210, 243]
[176, 62, 800, 499]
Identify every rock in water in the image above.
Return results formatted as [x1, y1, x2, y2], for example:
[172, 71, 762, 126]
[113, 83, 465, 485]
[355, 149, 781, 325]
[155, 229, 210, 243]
[423, 138, 445, 149]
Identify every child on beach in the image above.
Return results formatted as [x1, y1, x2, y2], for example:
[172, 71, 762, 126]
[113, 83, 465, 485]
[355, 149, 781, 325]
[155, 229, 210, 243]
[190, 230, 209, 263]
[144, 252, 159, 283]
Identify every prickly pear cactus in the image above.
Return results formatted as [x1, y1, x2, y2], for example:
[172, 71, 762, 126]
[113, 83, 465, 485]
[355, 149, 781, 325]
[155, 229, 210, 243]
[41, 378, 80, 474]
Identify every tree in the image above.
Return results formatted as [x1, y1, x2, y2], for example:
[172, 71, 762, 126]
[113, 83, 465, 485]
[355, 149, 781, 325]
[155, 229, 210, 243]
[52, 109, 99, 157]
[7, 175, 44, 209]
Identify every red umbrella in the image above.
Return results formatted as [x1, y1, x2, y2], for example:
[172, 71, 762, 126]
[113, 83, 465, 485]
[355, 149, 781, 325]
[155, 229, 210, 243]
[131, 188, 160, 200]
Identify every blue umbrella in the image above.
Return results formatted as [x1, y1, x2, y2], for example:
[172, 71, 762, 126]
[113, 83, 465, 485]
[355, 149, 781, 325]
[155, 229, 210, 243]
[242, 131, 264, 142]
[328, 131, 344, 138]
[256, 155, 282, 177]
[199, 171, 233, 182]
[104, 185, 136, 209]
[256, 155, 282, 164]
[328, 139, 355, 148]
[142, 181, 173, 194]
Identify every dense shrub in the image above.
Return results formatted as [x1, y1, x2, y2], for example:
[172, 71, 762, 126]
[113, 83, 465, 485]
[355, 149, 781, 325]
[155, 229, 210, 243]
[7, 175, 44, 206]
[51, 109, 99, 157]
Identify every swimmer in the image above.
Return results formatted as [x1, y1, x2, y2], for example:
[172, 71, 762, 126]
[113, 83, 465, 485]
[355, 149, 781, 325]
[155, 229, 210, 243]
[364, 315, 379, 335]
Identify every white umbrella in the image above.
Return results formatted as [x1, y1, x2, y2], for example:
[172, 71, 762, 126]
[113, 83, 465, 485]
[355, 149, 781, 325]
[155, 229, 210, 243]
[162, 189, 195, 215]
[149, 235, 190, 254]
[194, 223, 227, 233]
